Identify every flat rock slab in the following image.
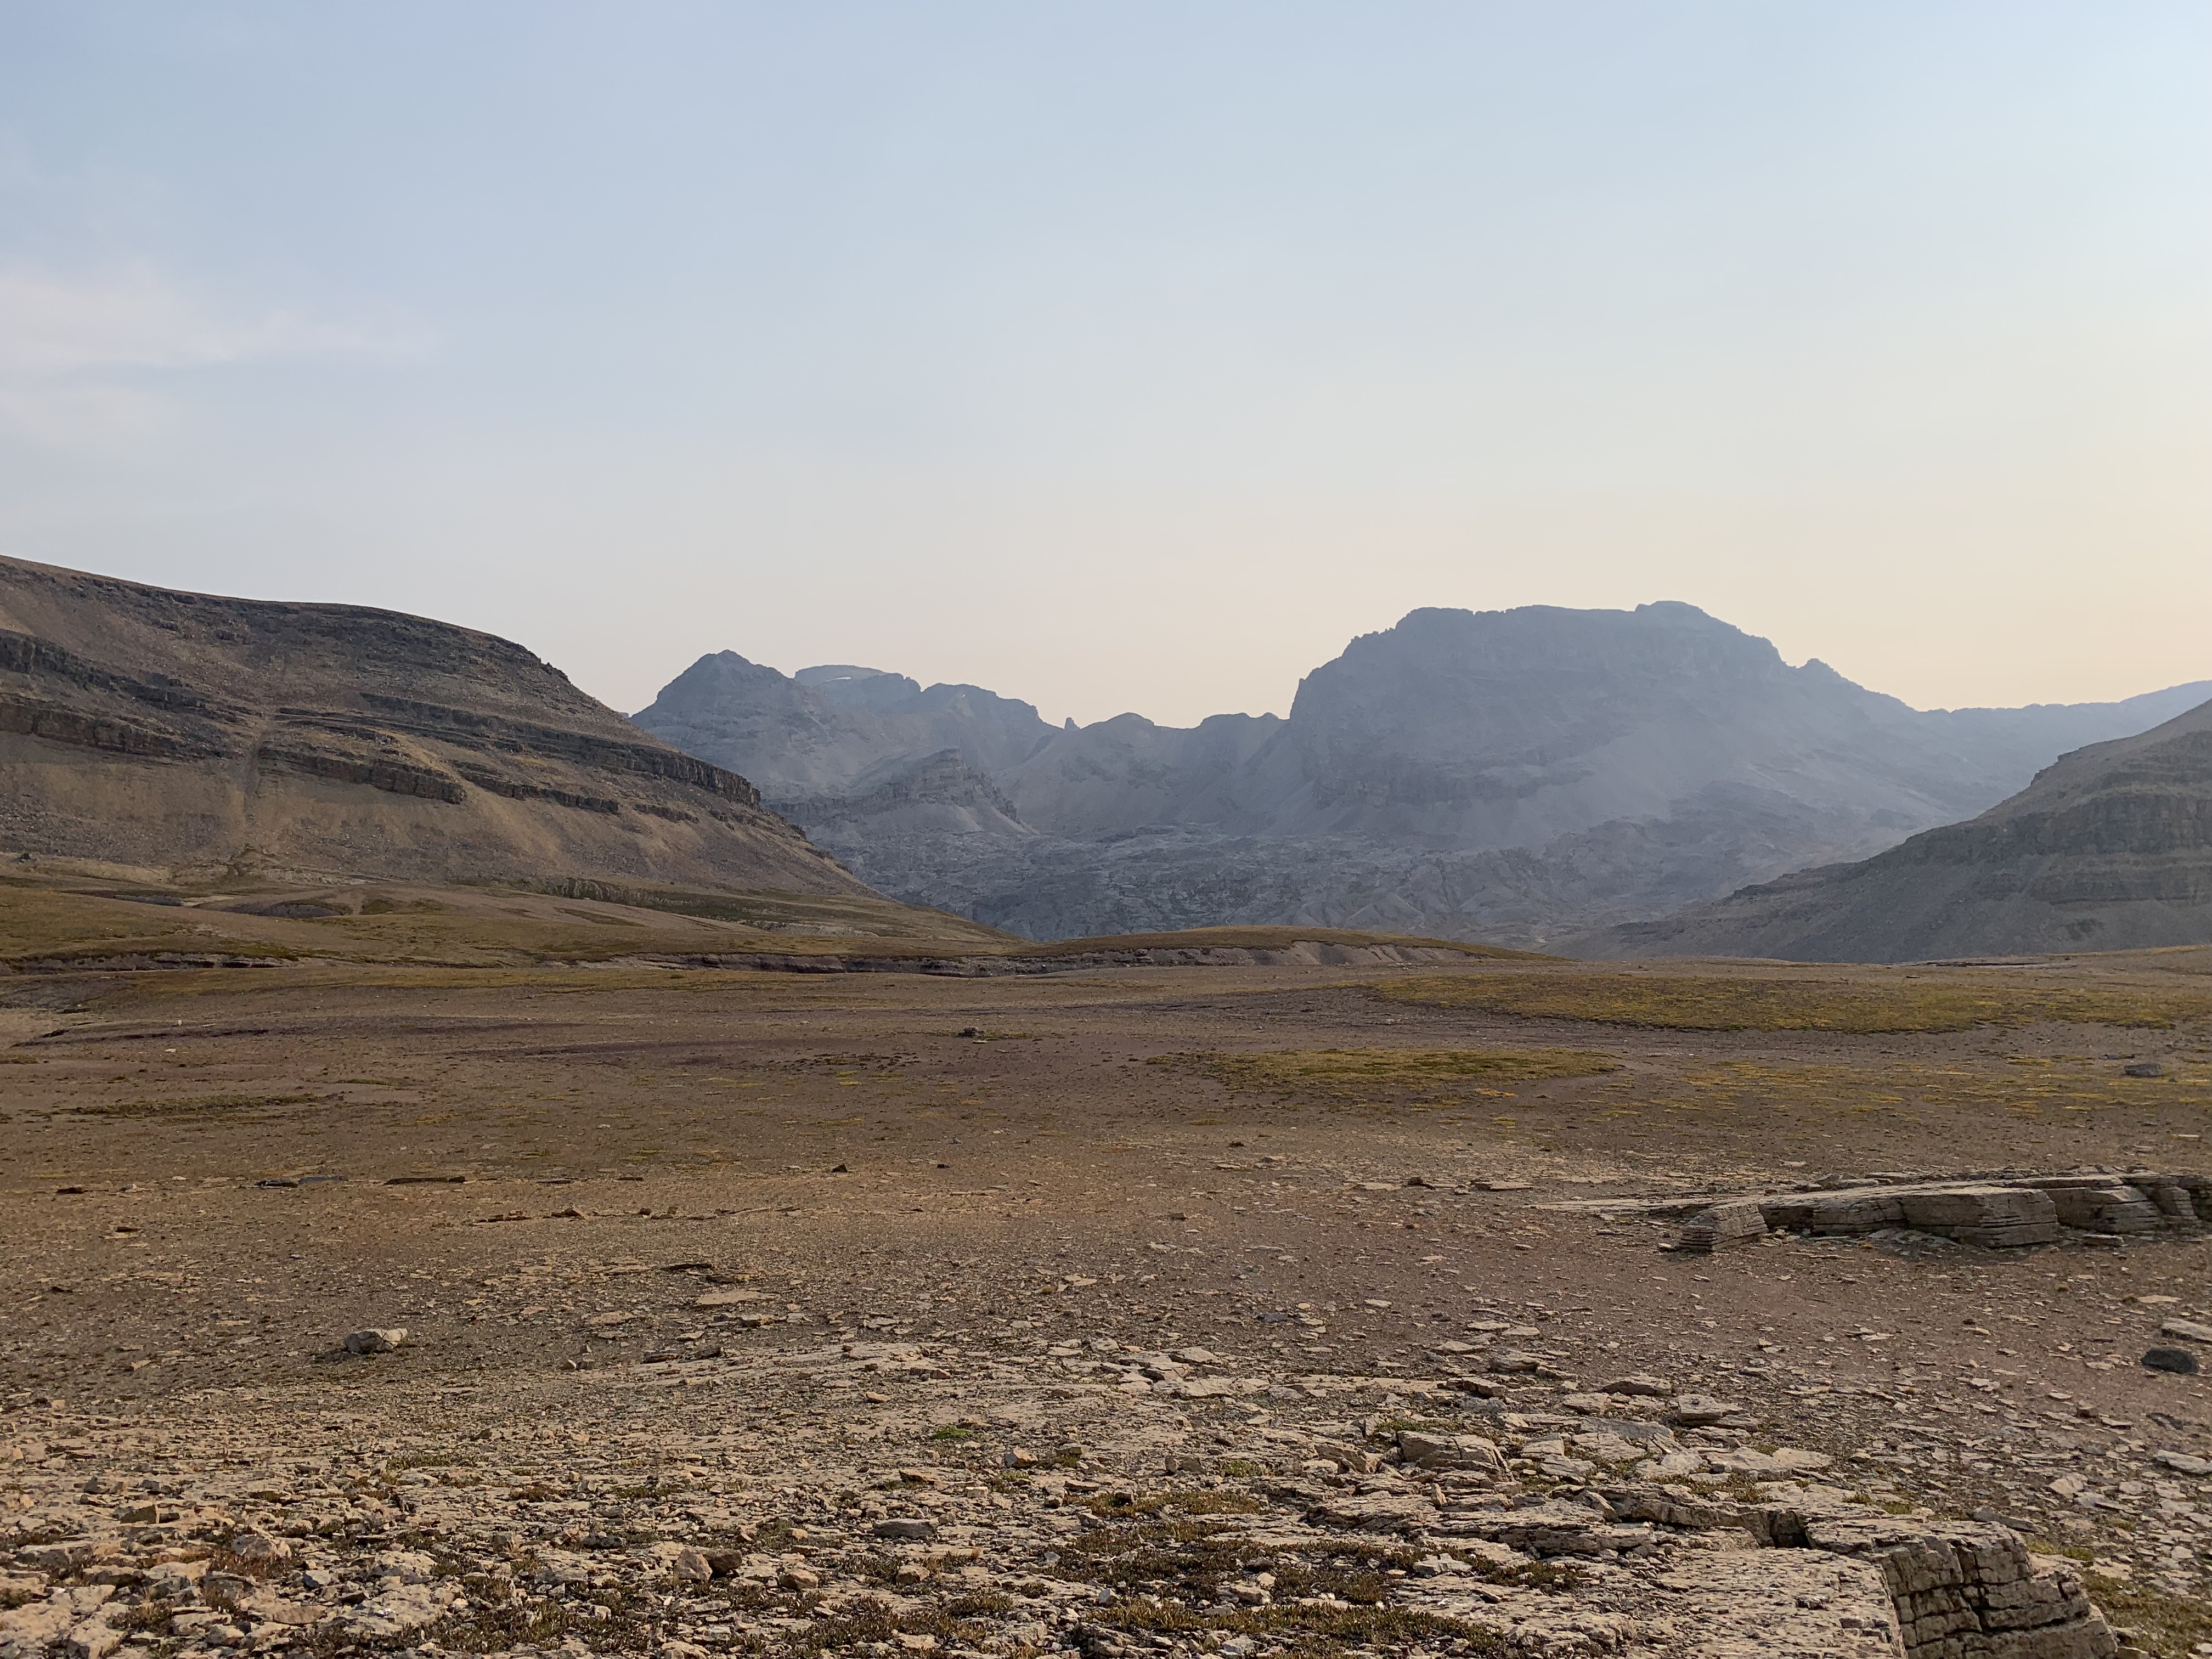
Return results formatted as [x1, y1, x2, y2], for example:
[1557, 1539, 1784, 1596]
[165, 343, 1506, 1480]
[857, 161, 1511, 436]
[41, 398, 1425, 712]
[1623, 1547, 1904, 1657]
[1432, 1499, 1654, 1556]
[1301, 1492, 1438, 1534]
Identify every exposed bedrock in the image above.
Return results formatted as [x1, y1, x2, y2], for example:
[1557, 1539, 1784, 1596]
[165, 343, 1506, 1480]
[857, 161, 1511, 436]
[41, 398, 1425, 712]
[1647, 1173, 2209, 1255]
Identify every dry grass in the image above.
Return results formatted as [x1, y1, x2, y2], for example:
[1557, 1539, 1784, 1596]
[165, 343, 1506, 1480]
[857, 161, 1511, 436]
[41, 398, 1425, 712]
[0, 869, 1008, 971]
[1157, 1045, 1621, 1108]
[66, 1091, 334, 1120]
[2086, 1577, 2212, 1658]
[1019, 924, 1542, 958]
[1587, 1054, 2209, 1122]
[1374, 970, 2212, 1032]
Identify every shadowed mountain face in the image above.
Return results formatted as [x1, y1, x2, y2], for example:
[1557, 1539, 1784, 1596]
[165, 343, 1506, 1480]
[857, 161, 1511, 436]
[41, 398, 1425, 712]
[0, 556, 863, 896]
[1590, 697, 2212, 961]
[630, 603, 2211, 945]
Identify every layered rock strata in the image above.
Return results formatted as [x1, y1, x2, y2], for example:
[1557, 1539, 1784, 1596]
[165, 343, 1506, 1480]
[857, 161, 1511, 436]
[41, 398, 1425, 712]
[1588, 1172, 2212, 1255]
[0, 556, 860, 896]
[1596, 698, 2212, 960]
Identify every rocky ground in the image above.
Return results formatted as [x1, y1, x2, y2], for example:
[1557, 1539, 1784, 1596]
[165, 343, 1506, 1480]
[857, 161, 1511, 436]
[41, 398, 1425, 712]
[4, 956, 2212, 1657]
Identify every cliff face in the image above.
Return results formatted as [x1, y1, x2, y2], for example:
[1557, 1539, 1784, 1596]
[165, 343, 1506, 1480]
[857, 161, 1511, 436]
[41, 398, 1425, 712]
[1591, 700, 2212, 961]
[0, 556, 863, 895]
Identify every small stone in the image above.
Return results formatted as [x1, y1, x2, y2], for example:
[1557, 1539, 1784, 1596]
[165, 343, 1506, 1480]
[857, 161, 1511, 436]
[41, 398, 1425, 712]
[2123, 1062, 2165, 1078]
[343, 1328, 407, 1356]
[872, 1517, 936, 1541]
[2144, 1347, 2201, 1375]
[2155, 1450, 2212, 1476]
[1669, 1199, 1770, 1252]
[225, 1530, 291, 1565]
[2160, 1318, 2212, 1344]
[374, 1550, 437, 1586]
[693, 1289, 768, 1310]
[1769, 1447, 1832, 1472]
[339, 1582, 451, 1639]
[1596, 1374, 1671, 1397]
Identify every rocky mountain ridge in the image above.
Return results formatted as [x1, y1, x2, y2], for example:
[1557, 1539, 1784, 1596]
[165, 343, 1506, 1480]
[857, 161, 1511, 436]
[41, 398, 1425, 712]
[0, 555, 864, 899]
[1590, 694, 2212, 961]
[632, 604, 2210, 945]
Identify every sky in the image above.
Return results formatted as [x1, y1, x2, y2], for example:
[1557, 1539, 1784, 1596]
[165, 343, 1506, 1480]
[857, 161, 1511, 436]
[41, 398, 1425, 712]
[1, 2, 2207, 728]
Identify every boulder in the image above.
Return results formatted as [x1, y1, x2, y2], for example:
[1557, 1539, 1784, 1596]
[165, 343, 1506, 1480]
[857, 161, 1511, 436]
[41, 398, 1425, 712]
[1669, 1199, 1771, 1252]
[2023, 1183, 2163, 1235]
[1895, 1185, 2061, 1249]
[1760, 1189, 1907, 1235]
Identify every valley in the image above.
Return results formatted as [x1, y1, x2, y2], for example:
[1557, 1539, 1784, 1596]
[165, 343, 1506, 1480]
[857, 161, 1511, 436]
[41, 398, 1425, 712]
[5, 934, 2211, 1656]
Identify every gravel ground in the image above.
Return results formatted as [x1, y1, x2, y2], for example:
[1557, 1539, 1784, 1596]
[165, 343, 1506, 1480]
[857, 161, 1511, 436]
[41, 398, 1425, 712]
[3, 959, 2209, 1657]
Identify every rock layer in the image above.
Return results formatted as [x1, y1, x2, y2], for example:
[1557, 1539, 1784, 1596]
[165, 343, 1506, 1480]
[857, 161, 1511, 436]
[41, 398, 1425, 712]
[1595, 1171, 2212, 1255]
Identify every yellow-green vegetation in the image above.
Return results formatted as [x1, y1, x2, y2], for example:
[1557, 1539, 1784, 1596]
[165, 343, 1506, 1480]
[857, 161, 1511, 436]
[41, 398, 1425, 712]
[1374, 970, 2212, 1032]
[1157, 1045, 1621, 1108]
[522, 876, 1015, 942]
[1586, 1055, 2205, 1125]
[1051, 1519, 1525, 1654]
[0, 864, 1009, 970]
[1087, 1599, 1503, 1657]
[2074, 1577, 2212, 1658]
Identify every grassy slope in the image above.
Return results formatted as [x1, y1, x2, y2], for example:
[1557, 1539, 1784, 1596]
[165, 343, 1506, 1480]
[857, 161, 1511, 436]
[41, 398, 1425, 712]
[1374, 964, 2212, 1032]
[0, 862, 1013, 969]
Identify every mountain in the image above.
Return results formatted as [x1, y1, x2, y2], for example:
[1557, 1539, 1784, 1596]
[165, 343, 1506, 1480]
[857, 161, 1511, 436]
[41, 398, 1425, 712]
[1587, 696, 2212, 961]
[629, 603, 2211, 945]
[0, 555, 862, 898]
[638, 652, 1057, 800]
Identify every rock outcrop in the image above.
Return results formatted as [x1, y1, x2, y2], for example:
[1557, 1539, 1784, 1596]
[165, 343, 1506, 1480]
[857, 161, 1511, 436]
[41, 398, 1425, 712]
[0, 556, 863, 897]
[1554, 1170, 2212, 1255]
[1594, 697, 2212, 961]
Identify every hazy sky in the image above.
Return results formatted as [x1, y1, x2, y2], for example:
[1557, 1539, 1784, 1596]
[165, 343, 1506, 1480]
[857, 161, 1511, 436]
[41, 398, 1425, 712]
[2, 3, 2207, 726]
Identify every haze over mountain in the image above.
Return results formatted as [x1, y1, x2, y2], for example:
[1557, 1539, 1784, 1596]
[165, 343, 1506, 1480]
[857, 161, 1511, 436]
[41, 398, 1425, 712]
[1588, 695, 2212, 962]
[0, 555, 861, 900]
[633, 602, 2211, 945]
